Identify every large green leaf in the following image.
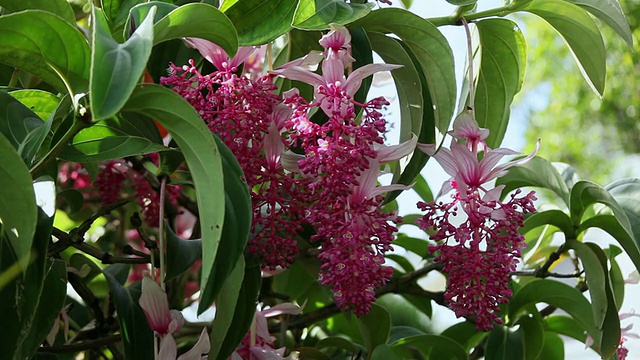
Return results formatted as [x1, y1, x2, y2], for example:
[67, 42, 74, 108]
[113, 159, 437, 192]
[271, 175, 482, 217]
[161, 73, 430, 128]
[485, 326, 524, 360]
[0, 10, 90, 94]
[353, 8, 455, 140]
[538, 332, 564, 360]
[519, 315, 545, 360]
[474, 18, 526, 148]
[153, 3, 238, 54]
[367, 33, 422, 144]
[357, 303, 391, 357]
[222, 0, 297, 46]
[164, 221, 202, 281]
[58, 114, 166, 162]
[565, 240, 607, 327]
[0, 91, 51, 165]
[210, 258, 261, 360]
[0, 133, 37, 269]
[509, 279, 599, 342]
[90, 6, 155, 121]
[496, 156, 570, 206]
[9, 90, 60, 122]
[103, 265, 154, 360]
[121, 84, 225, 313]
[293, 0, 373, 30]
[605, 178, 640, 249]
[569, 180, 630, 228]
[391, 334, 469, 360]
[0, 0, 75, 24]
[522, 0, 606, 96]
[197, 133, 252, 314]
[565, 0, 633, 47]
[520, 209, 574, 237]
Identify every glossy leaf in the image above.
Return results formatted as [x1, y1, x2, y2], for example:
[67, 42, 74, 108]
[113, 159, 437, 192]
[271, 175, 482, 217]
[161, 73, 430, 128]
[509, 279, 599, 342]
[485, 326, 523, 360]
[90, 6, 155, 121]
[103, 265, 154, 360]
[0, 133, 37, 269]
[58, 114, 166, 162]
[0, 91, 51, 165]
[370, 344, 401, 360]
[391, 334, 469, 360]
[164, 221, 202, 281]
[440, 321, 487, 351]
[121, 84, 225, 316]
[538, 332, 565, 360]
[197, 133, 252, 313]
[565, 0, 633, 47]
[357, 303, 391, 356]
[210, 258, 261, 360]
[0, 0, 75, 25]
[9, 90, 60, 122]
[124, 2, 178, 39]
[520, 209, 574, 237]
[606, 178, 640, 248]
[566, 240, 607, 327]
[580, 215, 640, 276]
[354, 8, 455, 140]
[474, 18, 526, 148]
[316, 336, 358, 353]
[392, 234, 429, 258]
[520, 315, 545, 360]
[293, 0, 373, 30]
[222, 0, 297, 45]
[446, 0, 476, 5]
[367, 32, 422, 144]
[522, 0, 606, 96]
[0, 10, 90, 94]
[496, 156, 570, 205]
[545, 315, 589, 341]
[153, 3, 238, 54]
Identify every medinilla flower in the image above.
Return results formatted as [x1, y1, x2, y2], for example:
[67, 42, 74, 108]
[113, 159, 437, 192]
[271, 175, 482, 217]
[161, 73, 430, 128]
[139, 276, 210, 359]
[416, 113, 538, 331]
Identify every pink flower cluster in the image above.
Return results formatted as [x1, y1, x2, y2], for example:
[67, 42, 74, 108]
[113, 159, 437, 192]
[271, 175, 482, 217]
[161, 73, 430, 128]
[416, 111, 538, 331]
[163, 26, 412, 316]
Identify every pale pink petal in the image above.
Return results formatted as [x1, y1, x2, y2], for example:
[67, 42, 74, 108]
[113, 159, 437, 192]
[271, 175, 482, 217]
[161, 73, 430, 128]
[264, 121, 285, 167]
[625, 270, 640, 284]
[139, 276, 172, 335]
[585, 335, 595, 348]
[261, 266, 286, 277]
[261, 302, 304, 317]
[177, 328, 210, 360]
[158, 334, 178, 360]
[280, 150, 304, 173]
[319, 25, 351, 52]
[483, 140, 540, 182]
[271, 66, 325, 87]
[449, 110, 489, 143]
[350, 160, 381, 203]
[255, 310, 274, 343]
[249, 346, 287, 360]
[229, 46, 258, 69]
[376, 135, 417, 163]
[278, 51, 323, 71]
[321, 58, 346, 85]
[184, 38, 229, 70]
[344, 64, 403, 96]
[168, 310, 185, 334]
[369, 183, 413, 199]
[434, 179, 455, 199]
[416, 143, 437, 156]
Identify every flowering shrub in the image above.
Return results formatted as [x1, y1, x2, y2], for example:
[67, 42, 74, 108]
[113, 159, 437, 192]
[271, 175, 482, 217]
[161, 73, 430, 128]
[0, 1, 638, 359]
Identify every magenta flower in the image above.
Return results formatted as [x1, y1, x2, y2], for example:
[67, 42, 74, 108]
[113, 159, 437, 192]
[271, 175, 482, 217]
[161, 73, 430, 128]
[184, 38, 256, 72]
[416, 114, 538, 331]
[139, 277, 210, 359]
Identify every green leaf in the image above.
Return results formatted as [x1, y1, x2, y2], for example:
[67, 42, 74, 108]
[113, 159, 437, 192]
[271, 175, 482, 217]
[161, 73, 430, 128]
[392, 234, 429, 258]
[0, 10, 90, 94]
[121, 84, 225, 316]
[474, 18, 527, 148]
[446, 0, 476, 5]
[210, 258, 261, 360]
[509, 279, 599, 342]
[605, 178, 640, 250]
[367, 33, 422, 144]
[565, 0, 633, 47]
[153, 3, 238, 54]
[58, 114, 166, 162]
[522, 0, 606, 96]
[358, 303, 391, 356]
[544, 315, 589, 342]
[370, 344, 401, 360]
[496, 156, 570, 205]
[90, 6, 155, 121]
[521, 210, 574, 237]
[441, 321, 487, 351]
[391, 334, 469, 360]
[386, 254, 414, 273]
[0, 0, 75, 25]
[607, 250, 625, 310]
[293, 0, 373, 30]
[354, 8, 455, 140]
[103, 265, 154, 360]
[0, 91, 51, 165]
[164, 221, 201, 280]
[570, 181, 630, 225]
[124, 2, 178, 39]
[387, 326, 425, 345]
[566, 240, 607, 327]
[520, 315, 545, 360]
[316, 336, 358, 353]
[222, 0, 297, 46]
[538, 332, 565, 360]
[9, 90, 60, 122]
[485, 326, 523, 360]
[578, 215, 640, 276]
[0, 133, 37, 269]
[198, 133, 252, 314]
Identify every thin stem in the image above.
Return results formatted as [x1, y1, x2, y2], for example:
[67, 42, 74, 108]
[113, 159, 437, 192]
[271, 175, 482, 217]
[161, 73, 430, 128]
[31, 118, 87, 178]
[461, 17, 475, 112]
[159, 176, 167, 291]
[8, 68, 19, 88]
[427, 2, 526, 27]
[37, 335, 122, 353]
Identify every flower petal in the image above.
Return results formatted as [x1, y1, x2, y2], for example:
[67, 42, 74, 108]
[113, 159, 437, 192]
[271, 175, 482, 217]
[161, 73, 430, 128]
[271, 66, 325, 87]
[139, 276, 172, 335]
[158, 334, 178, 360]
[177, 328, 210, 360]
[261, 302, 304, 317]
[376, 134, 417, 163]
[184, 38, 229, 70]
[344, 63, 402, 97]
